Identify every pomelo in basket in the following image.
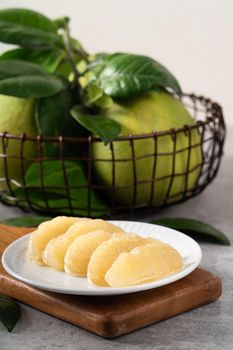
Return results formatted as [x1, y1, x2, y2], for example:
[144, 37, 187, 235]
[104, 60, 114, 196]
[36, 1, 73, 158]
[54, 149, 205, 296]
[0, 95, 37, 187]
[92, 91, 202, 205]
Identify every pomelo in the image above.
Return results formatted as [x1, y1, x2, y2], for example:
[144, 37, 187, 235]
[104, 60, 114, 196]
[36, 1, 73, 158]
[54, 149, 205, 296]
[92, 91, 202, 206]
[0, 95, 37, 187]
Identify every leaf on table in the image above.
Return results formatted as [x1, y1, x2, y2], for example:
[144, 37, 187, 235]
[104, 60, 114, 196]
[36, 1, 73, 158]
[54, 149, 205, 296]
[151, 217, 231, 246]
[35, 88, 88, 156]
[0, 48, 65, 73]
[0, 215, 52, 227]
[0, 60, 64, 97]
[0, 8, 62, 49]
[14, 160, 109, 217]
[71, 106, 121, 144]
[94, 52, 182, 99]
[0, 294, 21, 332]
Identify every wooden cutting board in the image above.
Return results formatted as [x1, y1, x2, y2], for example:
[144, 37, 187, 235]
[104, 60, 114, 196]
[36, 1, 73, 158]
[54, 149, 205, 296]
[0, 224, 222, 338]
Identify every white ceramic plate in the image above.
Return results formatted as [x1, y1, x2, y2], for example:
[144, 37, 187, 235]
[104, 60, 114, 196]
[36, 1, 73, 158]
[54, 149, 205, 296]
[2, 220, 202, 296]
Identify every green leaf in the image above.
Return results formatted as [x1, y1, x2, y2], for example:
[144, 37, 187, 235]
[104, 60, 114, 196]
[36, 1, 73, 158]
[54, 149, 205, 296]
[0, 23, 62, 48]
[0, 48, 29, 60]
[0, 59, 49, 79]
[71, 106, 121, 144]
[87, 53, 109, 73]
[77, 60, 88, 74]
[94, 94, 113, 109]
[0, 8, 57, 32]
[36, 89, 72, 135]
[58, 61, 73, 79]
[0, 48, 65, 73]
[96, 53, 182, 99]
[28, 50, 65, 73]
[0, 8, 62, 49]
[0, 294, 21, 332]
[85, 83, 113, 109]
[0, 75, 64, 98]
[35, 89, 87, 156]
[0, 60, 64, 97]
[70, 38, 89, 61]
[86, 83, 103, 104]
[14, 161, 109, 217]
[0, 215, 52, 227]
[151, 217, 231, 246]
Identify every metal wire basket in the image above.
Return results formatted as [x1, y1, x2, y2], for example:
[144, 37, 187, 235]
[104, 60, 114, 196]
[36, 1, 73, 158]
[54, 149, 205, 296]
[0, 94, 226, 218]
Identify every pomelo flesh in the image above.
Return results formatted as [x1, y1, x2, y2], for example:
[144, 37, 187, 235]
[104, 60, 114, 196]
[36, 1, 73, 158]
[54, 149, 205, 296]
[105, 242, 183, 287]
[27, 216, 79, 265]
[87, 233, 150, 286]
[64, 230, 114, 276]
[43, 219, 124, 271]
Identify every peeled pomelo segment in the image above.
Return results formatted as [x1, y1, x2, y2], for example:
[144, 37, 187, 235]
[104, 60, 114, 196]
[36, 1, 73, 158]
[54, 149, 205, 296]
[105, 242, 183, 288]
[87, 233, 151, 287]
[27, 216, 80, 265]
[43, 219, 124, 271]
[64, 230, 114, 276]
[64, 219, 124, 241]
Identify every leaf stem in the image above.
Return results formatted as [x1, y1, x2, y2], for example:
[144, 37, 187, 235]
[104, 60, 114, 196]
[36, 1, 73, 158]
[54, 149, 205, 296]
[62, 23, 80, 83]
[73, 46, 89, 61]
[62, 23, 87, 104]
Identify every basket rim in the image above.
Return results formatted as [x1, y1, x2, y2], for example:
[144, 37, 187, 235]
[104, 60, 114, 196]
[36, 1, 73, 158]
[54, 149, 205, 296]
[0, 93, 225, 143]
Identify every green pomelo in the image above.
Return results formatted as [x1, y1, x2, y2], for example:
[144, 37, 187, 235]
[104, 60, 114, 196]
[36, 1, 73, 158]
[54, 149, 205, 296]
[0, 95, 37, 188]
[92, 91, 202, 206]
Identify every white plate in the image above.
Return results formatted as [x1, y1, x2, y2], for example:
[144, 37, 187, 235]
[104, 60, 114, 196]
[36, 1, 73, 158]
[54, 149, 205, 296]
[1, 220, 202, 296]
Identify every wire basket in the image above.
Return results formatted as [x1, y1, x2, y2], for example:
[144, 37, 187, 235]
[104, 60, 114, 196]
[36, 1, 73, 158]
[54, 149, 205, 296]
[0, 94, 226, 218]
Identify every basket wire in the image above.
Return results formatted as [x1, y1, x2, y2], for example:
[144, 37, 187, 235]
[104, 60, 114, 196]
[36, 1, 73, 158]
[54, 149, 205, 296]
[0, 94, 226, 218]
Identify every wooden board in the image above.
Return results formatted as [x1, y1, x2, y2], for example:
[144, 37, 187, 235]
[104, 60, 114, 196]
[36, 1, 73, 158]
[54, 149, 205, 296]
[0, 224, 222, 338]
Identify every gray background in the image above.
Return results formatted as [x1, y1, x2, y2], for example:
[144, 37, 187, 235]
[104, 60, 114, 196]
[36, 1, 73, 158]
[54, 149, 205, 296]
[1, 129, 233, 349]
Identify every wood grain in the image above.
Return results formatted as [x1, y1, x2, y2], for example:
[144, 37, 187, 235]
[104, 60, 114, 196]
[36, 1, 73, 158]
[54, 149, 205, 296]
[0, 224, 222, 338]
